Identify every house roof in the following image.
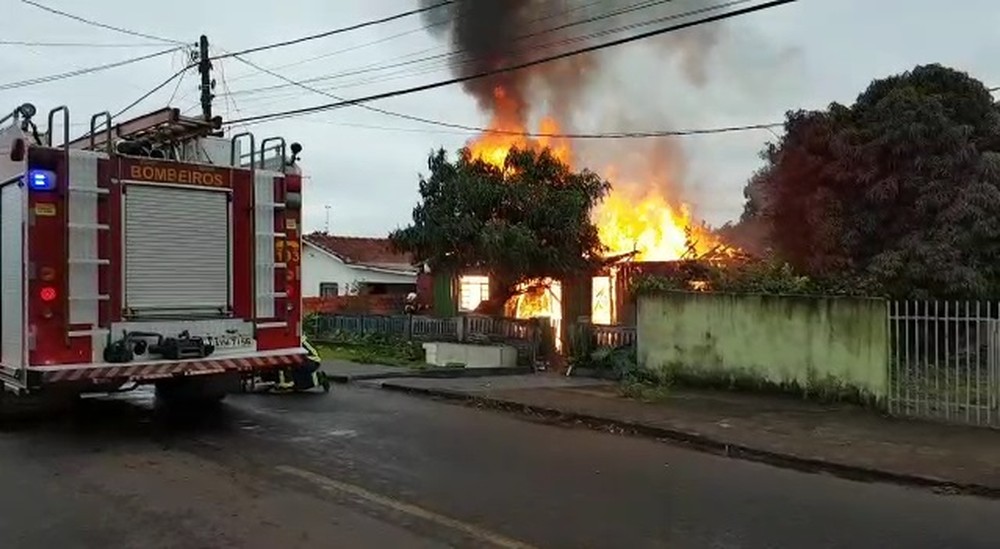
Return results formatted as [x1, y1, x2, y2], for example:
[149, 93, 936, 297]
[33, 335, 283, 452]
[304, 233, 416, 273]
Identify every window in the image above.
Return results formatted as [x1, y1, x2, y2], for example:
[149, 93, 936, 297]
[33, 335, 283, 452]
[459, 276, 490, 312]
[319, 282, 339, 297]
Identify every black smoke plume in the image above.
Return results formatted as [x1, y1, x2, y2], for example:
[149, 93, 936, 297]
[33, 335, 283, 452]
[418, 0, 724, 125]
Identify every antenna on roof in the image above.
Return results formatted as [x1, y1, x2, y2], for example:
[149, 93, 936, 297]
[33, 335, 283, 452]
[324, 205, 331, 234]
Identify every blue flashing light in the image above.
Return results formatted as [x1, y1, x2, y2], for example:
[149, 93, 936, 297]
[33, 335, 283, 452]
[27, 169, 56, 191]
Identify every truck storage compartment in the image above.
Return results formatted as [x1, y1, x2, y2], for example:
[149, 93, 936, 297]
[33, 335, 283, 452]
[124, 184, 231, 316]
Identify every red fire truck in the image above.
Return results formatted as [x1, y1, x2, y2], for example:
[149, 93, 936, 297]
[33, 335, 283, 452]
[0, 103, 306, 405]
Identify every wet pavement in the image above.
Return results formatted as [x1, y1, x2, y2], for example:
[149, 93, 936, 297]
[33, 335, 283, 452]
[1, 385, 998, 548]
[374, 374, 1000, 493]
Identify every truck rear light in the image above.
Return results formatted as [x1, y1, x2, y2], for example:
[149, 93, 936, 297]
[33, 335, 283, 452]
[40, 286, 57, 302]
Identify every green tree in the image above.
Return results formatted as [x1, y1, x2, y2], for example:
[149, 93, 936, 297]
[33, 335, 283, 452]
[742, 64, 1000, 298]
[390, 146, 610, 313]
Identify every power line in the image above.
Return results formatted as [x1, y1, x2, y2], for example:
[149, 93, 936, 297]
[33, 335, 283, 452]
[225, 0, 752, 108]
[113, 64, 193, 119]
[223, 0, 687, 99]
[220, 0, 727, 108]
[302, 117, 782, 139]
[218, 0, 640, 89]
[0, 39, 167, 48]
[225, 0, 800, 126]
[0, 47, 182, 91]
[20, 0, 186, 45]
[227, 2, 759, 138]
[167, 65, 190, 106]
[215, 56, 250, 133]
[69, 61, 195, 144]
[228, 0, 753, 113]
[209, 0, 454, 61]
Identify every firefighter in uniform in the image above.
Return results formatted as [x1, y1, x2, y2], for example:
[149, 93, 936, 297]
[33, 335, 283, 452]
[274, 336, 329, 393]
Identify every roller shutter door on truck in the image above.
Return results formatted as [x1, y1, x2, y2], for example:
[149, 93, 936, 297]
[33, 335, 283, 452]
[124, 184, 230, 315]
[1, 182, 24, 367]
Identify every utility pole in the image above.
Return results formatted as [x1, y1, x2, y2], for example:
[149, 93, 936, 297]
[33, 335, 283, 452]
[198, 35, 213, 122]
[324, 205, 332, 234]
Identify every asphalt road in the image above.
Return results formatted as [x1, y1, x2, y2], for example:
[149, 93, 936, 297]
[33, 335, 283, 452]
[1, 385, 998, 549]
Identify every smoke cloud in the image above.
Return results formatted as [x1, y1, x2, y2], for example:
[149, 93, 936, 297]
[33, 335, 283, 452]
[418, 0, 726, 127]
[418, 0, 800, 225]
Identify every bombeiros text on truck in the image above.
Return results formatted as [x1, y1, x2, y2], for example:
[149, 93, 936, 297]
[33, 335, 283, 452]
[0, 102, 310, 405]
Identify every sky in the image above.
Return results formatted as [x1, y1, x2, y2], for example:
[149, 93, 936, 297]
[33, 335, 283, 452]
[2, 0, 998, 236]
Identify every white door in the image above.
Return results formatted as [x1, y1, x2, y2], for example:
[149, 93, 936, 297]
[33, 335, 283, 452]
[123, 184, 231, 315]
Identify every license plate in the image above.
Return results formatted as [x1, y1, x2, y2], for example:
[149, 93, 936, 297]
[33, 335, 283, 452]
[208, 335, 254, 350]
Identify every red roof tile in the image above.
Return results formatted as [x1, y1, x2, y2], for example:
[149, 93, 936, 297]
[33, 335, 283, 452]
[304, 233, 415, 271]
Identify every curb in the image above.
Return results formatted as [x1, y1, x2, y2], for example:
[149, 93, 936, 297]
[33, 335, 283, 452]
[329, 367, 534, 384]
[379, 382, 1000, 500]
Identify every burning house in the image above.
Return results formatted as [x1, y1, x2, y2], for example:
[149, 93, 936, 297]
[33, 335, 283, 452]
[420, 0, 740, 327]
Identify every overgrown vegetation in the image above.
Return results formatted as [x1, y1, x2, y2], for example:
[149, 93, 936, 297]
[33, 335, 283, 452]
[313, 331, 426, 367]
[630, 256, 876, 297]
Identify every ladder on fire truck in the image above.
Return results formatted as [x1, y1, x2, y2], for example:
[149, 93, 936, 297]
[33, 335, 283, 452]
[231, 133, 295, 330]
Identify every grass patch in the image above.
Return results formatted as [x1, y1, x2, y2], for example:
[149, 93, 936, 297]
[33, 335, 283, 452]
[313, 332, 426, 367]
[317, 345, 423, 367]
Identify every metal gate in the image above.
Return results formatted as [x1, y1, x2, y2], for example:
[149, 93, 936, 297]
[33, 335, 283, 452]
[888, 301, 1000, 428]
[123, 183, 231, 315]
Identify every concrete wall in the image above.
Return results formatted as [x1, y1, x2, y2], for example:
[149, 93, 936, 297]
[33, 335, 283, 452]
[423, 342, 518, 369]
[637, 292, 889, 401]
[302, 243, 416, 297]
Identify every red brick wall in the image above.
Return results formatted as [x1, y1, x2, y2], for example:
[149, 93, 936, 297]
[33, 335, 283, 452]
[303, 294, 404, 315]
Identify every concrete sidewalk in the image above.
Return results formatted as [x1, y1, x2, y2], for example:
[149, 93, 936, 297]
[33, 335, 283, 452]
[322, 359, 532, 383]
[373, 375, 1000, 497]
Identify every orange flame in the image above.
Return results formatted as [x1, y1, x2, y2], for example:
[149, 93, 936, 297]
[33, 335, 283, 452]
[468, 114, 726, 262]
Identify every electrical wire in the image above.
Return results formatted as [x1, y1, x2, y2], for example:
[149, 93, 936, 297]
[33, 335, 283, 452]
[227, 1, 775, 140]
[225, 0, 752, 111]
[113, 64, 193, 119]
[219, 0, 700, 111]
[68, 61, 195, 144]
[218, 0, 635, 89]
[166, 65, 190, 106]
[228, 0, 743, 107]
[20, 0, 186, 45]
[225, 0, 800, 126]
[209, 0, 454, 61]
[0, 39, 167, 48]
[302, 117, 782, 138]
[215, 54, 251, 133]
[0, 47, 182, 91]
[222, 0, 686, 99]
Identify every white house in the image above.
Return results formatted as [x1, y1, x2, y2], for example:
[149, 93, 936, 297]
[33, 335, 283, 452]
[302, 233, 419, 297]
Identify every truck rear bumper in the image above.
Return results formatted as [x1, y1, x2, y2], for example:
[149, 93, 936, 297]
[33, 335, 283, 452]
[26, 348, 307, 385]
